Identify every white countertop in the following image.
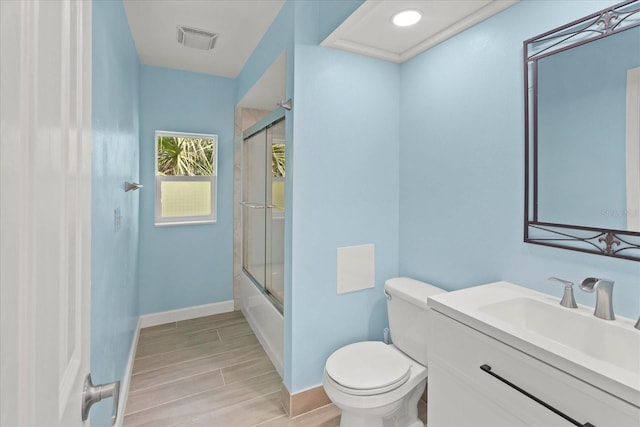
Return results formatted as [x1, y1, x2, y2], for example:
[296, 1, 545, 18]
[427, 281, 640, 408]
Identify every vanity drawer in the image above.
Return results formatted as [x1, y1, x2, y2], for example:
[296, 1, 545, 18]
[428, 309, 640, 427]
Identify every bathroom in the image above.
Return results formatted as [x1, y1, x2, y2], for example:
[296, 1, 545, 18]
[1, 0, 639, 426]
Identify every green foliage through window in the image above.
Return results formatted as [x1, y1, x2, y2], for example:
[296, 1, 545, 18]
[157, 135, 214, 176]
[272, 143, 285, 177]
[155, 132, 218, 225]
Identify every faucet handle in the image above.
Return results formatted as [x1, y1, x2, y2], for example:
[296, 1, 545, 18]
[548, 277, 573, 287]
[548, 277, 577, 308]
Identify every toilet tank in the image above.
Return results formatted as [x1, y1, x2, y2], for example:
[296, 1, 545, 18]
[385, 277, 446, 365]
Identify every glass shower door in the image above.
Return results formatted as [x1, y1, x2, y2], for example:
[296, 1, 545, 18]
[242, 129, 267, 289]
[266, 120, 285, 305]
[242, 117, 285, 310]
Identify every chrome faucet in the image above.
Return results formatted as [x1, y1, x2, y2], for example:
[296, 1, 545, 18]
[548, 277, 577, 308]
[579, 278, 615, 320]
[635, 316, 640, 330]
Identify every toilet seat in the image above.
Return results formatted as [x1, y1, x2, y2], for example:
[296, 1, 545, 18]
[325, 342, 411, 396]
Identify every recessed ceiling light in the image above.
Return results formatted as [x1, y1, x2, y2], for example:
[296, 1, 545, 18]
[177, 25, 218, 50]
[392, 10, 422, 27]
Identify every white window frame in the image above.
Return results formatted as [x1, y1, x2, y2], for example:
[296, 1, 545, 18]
[155, 130, 218, 226]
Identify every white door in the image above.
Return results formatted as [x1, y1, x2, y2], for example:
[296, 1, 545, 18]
[1, 0, 92, 426]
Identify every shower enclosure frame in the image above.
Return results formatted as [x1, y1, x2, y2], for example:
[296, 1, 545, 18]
[241, 109, 286, 314]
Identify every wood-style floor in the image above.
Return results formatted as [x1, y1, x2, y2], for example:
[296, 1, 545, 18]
[123, 310, 340, 426]
[123, 310, 427, 426]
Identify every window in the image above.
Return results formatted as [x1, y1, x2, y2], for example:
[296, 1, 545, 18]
[155, 131, 218, 225]
[271, 141, 285, 211]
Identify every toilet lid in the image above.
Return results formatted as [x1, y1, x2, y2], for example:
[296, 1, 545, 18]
[325, 342, 411, 394]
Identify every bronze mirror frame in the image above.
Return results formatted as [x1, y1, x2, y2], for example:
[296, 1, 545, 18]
[524, 0, 640, 261]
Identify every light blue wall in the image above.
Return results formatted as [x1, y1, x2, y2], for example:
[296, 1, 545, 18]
[91, 1, 140, 425]
[291, 45, 400, 391]
[288, 0, 400, 392]
[235, 1, 294, 104]
[107, 0, 640, 399]
[236, 0, 392, 392]
[538, 27, 640, 228]
[399, 0, 640, 319]
[138, 65, 236, 314]
[317, 0, 363, 42]
[236, 0, 297, 389]
[234, 0, 363, 104]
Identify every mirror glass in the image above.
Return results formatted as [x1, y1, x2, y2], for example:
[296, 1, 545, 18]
[537, 28, 639, 230]
[525, 0, 640, 260]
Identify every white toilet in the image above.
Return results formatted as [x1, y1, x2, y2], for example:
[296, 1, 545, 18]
[323, 277, 446, 427]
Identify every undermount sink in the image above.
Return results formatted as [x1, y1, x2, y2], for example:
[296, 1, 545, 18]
[427, 281, 640, 407]
[478, 296, 640, 375]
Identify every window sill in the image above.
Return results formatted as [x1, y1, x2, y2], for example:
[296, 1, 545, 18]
[154, 219, 217, 227]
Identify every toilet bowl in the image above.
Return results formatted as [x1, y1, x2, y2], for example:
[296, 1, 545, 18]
[323, 342, 427, 427]
[323, 277, 446, 427]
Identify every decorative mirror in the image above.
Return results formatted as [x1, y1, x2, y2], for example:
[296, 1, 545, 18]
[524, 0, 640, 261]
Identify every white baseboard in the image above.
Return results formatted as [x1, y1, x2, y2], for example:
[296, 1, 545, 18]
[114, 317, 141, 427]
[139, 300, 235, 328]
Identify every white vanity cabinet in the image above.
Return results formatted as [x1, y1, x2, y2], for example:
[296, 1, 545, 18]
[427, 286, 640, 427]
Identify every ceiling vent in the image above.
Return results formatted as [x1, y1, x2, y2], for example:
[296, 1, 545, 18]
[176, 25, 218, 50]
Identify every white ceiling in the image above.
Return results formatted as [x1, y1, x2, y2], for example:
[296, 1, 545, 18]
[322, 0, 518, 63]
[123, 0, 285, 78]
[122, 0, 518, 84]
